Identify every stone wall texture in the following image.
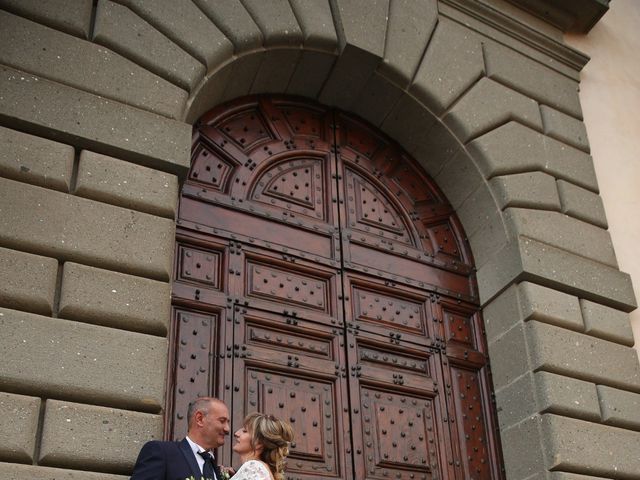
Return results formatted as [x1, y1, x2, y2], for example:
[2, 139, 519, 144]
[0, 1, 638, 479]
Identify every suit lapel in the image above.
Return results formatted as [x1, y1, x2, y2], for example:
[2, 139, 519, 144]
[178, 438, 201, 478]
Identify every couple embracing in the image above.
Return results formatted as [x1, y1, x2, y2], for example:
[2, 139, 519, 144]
[130, 397, 294, 480]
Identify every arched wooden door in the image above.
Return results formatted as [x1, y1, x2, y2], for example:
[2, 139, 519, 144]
[168, 96, 503, 480]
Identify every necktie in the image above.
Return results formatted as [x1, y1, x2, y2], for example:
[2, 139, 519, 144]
[198, 451, 216, 480]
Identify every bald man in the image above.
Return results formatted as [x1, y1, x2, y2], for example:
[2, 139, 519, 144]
[130, 397, 230, 480]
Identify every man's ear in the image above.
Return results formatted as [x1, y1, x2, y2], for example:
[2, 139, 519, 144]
[194, 410, 205, 426]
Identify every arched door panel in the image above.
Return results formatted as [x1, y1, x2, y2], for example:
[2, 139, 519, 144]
[169, 96, 504, 480]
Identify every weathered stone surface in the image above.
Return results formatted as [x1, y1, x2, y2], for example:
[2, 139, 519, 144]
[443, 77, 542, 143]
[541, 414, 640, 478]
[287, 51, 337, 99]
[504, 208, 617, 268]
[597, 385, 640, 430]
[184, 61, 236, 125]
[411, 17, 484, 114]
[0, 247, 58, 316]
[456, 181, 501, 239]
[0, 66, 191, 178]
[487, 323, 529, 388]
[467, 205, 510, 269]
[115, 0, 233, 69]
[0, 10, 186, 119]
[380, 95, 440, 174]
[289, 0, 339, 52]
[0, 0, 92, 38]
[251, 49, 301, 94]
[489, 172, 561, 210]
[0, 462, 127, 480]
[485, 42, 583, 118]
[548, 473, 609, 480]
[468, 122, 598, 191]
[477, 237, 636, 313]
[499, 414, 545, 480]
[540, 105, 590, 152]
[39, 400, 162, 473]
[495, 372, 600, 429]
[0, 307, 167, 412]
[217, 53, 264, 107]
[58, 263, 170, 336]
[527, 320, 640, 391]
[319, 0, 388, 108]
[518, 281, 583, 330]
[351, 73, 404, 127]
[192, 0, 263, 54]
[0, 125, 73, 192]
[0, 178, 175, 282]
[557, 180, 608, 229]
[435, 150, 486, 210]
[380, 0, 437, 88]
[0, 392, 41, 463]
[580, 299, 635, 347]
[75, 150, 179, 219]
[242, 0, 303, 47]
[93, 0, 205, 92]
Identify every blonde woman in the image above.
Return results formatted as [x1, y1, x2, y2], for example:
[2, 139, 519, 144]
[228, 412, 294, 480]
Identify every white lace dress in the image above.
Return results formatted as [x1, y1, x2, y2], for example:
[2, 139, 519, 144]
[231, 459, 273, 480]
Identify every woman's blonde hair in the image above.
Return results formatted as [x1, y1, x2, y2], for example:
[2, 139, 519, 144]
[243, 412, 294, 480]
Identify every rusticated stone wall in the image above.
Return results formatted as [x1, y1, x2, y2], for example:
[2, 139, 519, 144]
[0, 1, 638, 479]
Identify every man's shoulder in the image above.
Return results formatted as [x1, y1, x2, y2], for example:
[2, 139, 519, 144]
[141, 439, 185, 453]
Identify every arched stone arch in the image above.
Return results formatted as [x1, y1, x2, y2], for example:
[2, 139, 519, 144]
[0, 1, 638, 479]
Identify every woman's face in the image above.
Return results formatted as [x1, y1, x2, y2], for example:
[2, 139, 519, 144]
[233, 425, 255, 456]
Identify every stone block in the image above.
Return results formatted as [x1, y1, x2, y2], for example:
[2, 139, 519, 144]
[557, 180, 608, 229]
[0, 178, 175, 282]
[184, 62, 236, 125]
[468, 122, 598, 191]
[319, 0, 388, 108]
[58, 262, 170, 336]
[0, 247, 58, 316]
[487, 323, 529, 389]
[287, 51, 337, 99]
[540, 105, 590, 152]
[410, 17, 484, 114]
[0, 0, 93, 38]
[93, 0, 205, 92]
[518, 282, 583, 331]
[251, 49, 301, 94]
[75, 150, 179, 219]
[0, 392, 41, 463]
[482, 284, 520, 342]
[380, 95, 440, 174]
[548, 473, 607, 480]
[218, 53, 264, 107]
[39, 400, 162, 473]
[380, 0, 438, 88]
[351, 73, 404, 128]
[527, 320, 640, 391]
[495, 372, 600, 430]
[0, 10, 186, 119]
[192, 0, 263, 54]
[466, 206, 510, 269]
[242, 0, 303, 47]
[0, 66, 191, 178]
[597, 385, 640, 430]
[116, 0, 233, 69]
[456, 181, 501, 238]
[0, 307, 167, 412]
[0, 462, 127, 480]
[0, 125, 73, 192]
[489, 172, 561, 211]
[443, 77, 542, 143]
[485, 42, 582, 118]
[504, 208, 617, 268]
[580, 299, 635, 346]
[541, 414, 640, 478]
[499, 414, 545, 480]
[289, 0, 339, 52]
[434, 150, 486, 209]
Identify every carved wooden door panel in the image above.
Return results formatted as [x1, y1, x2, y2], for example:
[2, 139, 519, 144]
[169, 96, 504, 480]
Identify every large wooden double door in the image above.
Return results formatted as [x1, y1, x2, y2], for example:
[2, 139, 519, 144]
[168, 97, 503, 480]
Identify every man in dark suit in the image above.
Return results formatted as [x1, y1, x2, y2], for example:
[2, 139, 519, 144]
[130, 397, 231, 480]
